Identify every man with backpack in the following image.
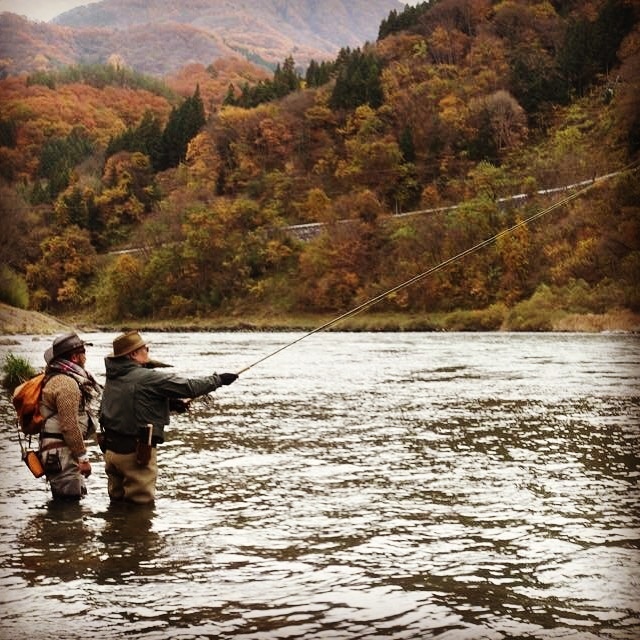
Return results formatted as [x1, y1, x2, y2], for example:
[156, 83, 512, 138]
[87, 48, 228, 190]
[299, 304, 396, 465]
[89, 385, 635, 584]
[39, 332, 101, 501]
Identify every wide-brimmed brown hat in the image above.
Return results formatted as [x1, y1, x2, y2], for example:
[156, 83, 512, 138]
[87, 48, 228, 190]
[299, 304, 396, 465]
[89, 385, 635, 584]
[44, 332, 93, 364]
[111, 330, 147, 357]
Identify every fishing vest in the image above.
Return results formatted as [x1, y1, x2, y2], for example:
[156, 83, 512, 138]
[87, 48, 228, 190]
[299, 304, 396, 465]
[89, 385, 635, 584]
[40, 374, 92, 439]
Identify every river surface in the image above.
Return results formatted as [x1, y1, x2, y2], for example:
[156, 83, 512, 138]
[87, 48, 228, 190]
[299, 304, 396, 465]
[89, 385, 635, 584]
[0, 331, 638, 640]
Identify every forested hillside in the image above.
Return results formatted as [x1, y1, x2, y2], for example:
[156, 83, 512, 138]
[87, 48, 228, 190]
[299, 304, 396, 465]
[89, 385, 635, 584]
[0, 0, 638, 331]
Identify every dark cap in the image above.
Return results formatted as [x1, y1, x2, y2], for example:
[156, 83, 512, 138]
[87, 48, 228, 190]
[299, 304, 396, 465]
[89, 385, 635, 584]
[44, 332, 93, 364]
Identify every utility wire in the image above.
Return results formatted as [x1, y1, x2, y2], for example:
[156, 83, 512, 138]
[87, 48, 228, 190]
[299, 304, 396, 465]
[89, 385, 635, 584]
[236, 161, 639, 375]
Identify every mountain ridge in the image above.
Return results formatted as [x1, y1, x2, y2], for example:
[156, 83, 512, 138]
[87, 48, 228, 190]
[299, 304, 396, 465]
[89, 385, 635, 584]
[0, 0, 403, 76]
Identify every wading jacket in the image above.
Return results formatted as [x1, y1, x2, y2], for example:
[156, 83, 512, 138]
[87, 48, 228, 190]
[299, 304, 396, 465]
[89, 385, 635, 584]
[99, 357, 223, 443]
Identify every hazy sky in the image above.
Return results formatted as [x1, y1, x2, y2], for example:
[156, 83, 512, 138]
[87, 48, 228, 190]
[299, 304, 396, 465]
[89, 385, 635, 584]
[0, 1, 100, 22]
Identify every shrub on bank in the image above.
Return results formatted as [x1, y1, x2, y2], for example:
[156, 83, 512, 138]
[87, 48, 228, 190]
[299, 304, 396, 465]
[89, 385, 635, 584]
[440, 304, 507, 331]
[1, 353, 38, 391]
[504, 279, 632, 331]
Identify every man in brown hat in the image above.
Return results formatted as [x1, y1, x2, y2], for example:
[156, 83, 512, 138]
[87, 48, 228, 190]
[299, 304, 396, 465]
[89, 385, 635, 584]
[39, 332, 101, 500]
[99, 330, 238, 504]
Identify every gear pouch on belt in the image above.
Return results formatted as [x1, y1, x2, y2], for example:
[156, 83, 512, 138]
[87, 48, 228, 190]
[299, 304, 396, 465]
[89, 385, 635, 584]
[23, 450, 45, 478]
[136, 424, 153, 466]
[43, 451, 62, 475]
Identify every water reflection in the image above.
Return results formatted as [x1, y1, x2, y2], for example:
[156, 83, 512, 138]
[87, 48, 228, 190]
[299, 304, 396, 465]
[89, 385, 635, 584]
[95, 502, 160, 584]
[17, 501, 100, 584]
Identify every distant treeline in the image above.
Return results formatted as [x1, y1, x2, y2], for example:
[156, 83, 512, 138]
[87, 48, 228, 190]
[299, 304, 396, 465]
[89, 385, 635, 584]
[27, 62, 175, 99]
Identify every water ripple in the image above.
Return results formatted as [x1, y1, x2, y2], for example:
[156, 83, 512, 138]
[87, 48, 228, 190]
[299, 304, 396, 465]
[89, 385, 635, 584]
[0, 332, 638, 639]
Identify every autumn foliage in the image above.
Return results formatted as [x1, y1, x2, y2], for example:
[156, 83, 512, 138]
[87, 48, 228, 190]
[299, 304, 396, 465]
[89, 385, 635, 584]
[0, 0, 638, 329]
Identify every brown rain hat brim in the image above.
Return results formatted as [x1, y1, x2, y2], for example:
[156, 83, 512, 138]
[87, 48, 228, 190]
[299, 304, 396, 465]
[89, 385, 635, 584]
[110, 331, 148, 357]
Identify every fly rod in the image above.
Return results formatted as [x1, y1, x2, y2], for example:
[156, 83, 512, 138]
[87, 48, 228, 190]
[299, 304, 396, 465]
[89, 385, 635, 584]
[236, 163, 638, 376]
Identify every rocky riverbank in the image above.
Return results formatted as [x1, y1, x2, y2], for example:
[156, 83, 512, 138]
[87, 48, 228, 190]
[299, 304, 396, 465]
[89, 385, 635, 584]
[0, 303, 74, 336]
[1, 303, 638, 336]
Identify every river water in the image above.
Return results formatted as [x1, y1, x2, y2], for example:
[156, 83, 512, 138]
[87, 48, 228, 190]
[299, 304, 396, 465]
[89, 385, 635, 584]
[0, 331, 638, 640]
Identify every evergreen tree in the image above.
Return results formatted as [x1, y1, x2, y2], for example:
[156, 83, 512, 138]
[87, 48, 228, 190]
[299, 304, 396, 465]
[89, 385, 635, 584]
[558, 0, 636, 96]
[160, 106, 183, 169]
[107, 110, 164, 169]
[223, 83, 237, 106]
[330, 48, 383, 110]
[187, 84, 206, 132]
[231, 56, 301, 107]
[399, 125, 416, 163]
[378, 9, 399, 40]
[594, 0, 635, 72]
[279, 55, 301, 95]
[36, 128, 93, 201]
[378, 2, 430, 40]
[0, 118, 17, 148]
[158, 85, 206, 170]
[137, 110, 164, 170]
[306, 59, 334, 87]
[305, 60, 319, 86]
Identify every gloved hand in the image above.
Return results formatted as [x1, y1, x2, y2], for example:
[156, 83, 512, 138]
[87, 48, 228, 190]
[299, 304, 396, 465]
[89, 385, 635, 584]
[219, 372, 238, 386]
[170, 398, 191, 413]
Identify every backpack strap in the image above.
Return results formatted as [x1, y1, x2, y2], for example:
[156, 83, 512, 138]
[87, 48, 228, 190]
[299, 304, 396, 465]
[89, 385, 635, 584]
[39, 372, 58, 421]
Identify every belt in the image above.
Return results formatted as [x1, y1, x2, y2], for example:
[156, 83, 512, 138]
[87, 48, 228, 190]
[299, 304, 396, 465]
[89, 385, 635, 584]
[40, 441, 65, 452]
[103, 429, 138, 455]
[40, 431, 64, 440]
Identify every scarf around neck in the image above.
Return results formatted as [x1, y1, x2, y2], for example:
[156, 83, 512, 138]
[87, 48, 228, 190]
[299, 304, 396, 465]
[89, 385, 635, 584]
[47, 358, 102, 402]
